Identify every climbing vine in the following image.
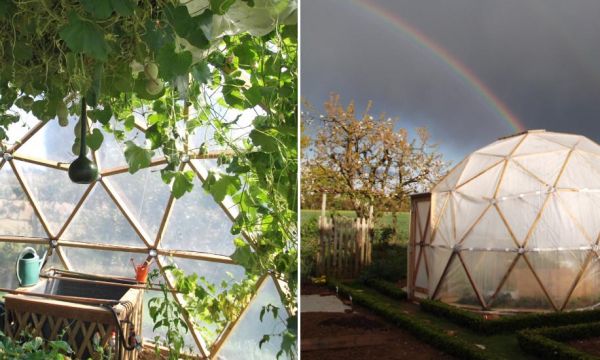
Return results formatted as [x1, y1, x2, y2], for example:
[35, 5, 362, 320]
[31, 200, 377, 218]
[0, 0, 297, 357]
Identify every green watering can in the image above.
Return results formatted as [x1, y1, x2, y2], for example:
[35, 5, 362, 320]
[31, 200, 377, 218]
[16, 247, 47, 287]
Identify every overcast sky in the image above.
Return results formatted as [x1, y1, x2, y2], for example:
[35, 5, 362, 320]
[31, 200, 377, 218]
[301, 0, 600, 162]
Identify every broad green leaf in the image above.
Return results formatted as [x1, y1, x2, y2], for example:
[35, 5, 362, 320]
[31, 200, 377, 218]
[80, 0, 113, 19]
[210, 0, 236, 15]
[86, 128, 104, 150]
[191, 61, 211, 85]
[164, 5, 211, 49]
[59, 12, 109, 61]
[249, 129, 279, 152]
[157, 43, 193, 80]
[124, 140, 154, 174]
[172, 171, 194, 199]
[111, 0, 136, 16]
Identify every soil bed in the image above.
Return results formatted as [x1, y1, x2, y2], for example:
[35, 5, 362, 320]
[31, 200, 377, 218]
[568, 337, 600, 357]
[301, 284, 454, 360]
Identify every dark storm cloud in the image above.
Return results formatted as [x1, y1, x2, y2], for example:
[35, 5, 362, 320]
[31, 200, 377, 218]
[301, 0, 600, 161]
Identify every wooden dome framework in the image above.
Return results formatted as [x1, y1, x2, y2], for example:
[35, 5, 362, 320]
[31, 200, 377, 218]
[0, 116, 289, 358]
[408, 130, 600, 312]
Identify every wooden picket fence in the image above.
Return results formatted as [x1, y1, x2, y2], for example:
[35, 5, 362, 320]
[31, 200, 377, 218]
[316, 215, 373, 278]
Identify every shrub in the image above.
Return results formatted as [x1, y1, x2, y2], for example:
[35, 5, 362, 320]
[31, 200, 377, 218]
[517, 323, 600, 360]
[420, 298, 600, 335]
[373, 226, 395, 244]
[301, 216, 319, 281]
[360, 243, 407, 282]
[363, 278, 407, 300]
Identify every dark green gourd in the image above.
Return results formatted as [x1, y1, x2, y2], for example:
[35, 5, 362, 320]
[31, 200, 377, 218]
[68, 98, 99, 184]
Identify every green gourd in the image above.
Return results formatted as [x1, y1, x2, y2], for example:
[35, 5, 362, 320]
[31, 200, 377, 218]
[68, 98, 99, 184]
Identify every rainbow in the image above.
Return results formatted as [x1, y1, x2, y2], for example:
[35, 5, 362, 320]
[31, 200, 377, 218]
[352, 0, 526, 132]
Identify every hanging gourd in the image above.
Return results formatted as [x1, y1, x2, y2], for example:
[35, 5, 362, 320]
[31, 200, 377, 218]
[68, 98, 99, 184]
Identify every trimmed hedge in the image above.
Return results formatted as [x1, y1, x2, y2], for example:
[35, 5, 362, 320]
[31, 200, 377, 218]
[363, 279, 407, 300]
[420, 299, 600, 335]
[329, 281, 500, 360]
[517, 322, 600, 360]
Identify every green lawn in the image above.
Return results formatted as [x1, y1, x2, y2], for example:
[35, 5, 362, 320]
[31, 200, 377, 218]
[301, 209, 410, 243]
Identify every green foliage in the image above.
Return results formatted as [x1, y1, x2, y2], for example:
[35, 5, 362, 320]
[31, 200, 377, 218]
[147, 269, 191, 359]
[517, 324, 600, 360]
[330, 281, 500, 360]
[363, 278, 407, 300]
[420, 298, 600, 335]
[300, 217, 319, 280]
[359, 243, 407, 282]
[0, 331, 73, 359]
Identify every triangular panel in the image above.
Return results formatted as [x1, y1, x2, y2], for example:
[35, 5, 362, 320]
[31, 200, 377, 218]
[557, 150, 600, 190]
[453, 192, 490, 245]
[456, 162, 503, 199]
[527, 250, 587, 309]
[160, 176, 237, 256]
[489, 255, 553, 310]
[15, 118, 80, 163]
[513, 134, 567, 156]
[458, 154, 503, 186]
[2, 111, 40, 148]
[161, 256, 247, 348]
[558, 191, 600, 243]
[426, 246, 452, 294]
[497, 159, 547, 197]
[59, 247, 153, 278]
[461, 250, 516, 306]
[215, 277, 290, 360]
[527, 193, 589, 249]
[14, 161, 87, 236]
[476, 134, 523, 157]
[461, 205, 515, 249]
[104, 166, 171, 241]
[433, 159, 467, 193]
[497, 194, 546, 245]
[61, 184, 145, 247]
[575, 137, 600, 156]
[537, 132, 580, 149]
[0, 164, 46, 237]
[513, 150, 569, 186]
[435, 254, 481, 307]
[565, 253, 600, 310]
[431, 194, 454, 246]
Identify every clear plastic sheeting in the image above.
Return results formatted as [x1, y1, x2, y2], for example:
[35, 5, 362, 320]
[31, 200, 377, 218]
[215, 276, 291, 360]
[413, 130, 600, 311]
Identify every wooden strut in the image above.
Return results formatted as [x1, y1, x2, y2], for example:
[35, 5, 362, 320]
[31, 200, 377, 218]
[100, 179, 153, 248]
[494, 203, 521, 248]
[560, 231, 600, 311]
[431, 251, 456, 300]
[522, 253, 558, 311]
[486, 253, 521, 307]
[457, 251, 487, 309]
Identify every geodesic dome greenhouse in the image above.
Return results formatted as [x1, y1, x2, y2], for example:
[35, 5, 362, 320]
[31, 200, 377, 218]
[0, 112, 290, 359]
[408, 130, 600, 312]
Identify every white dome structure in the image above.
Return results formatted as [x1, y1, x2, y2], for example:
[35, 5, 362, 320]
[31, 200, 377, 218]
[408, 130, 600, 311]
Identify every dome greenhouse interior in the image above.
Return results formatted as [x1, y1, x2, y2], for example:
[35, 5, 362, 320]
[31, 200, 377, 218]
[0, 113, 289, 359]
